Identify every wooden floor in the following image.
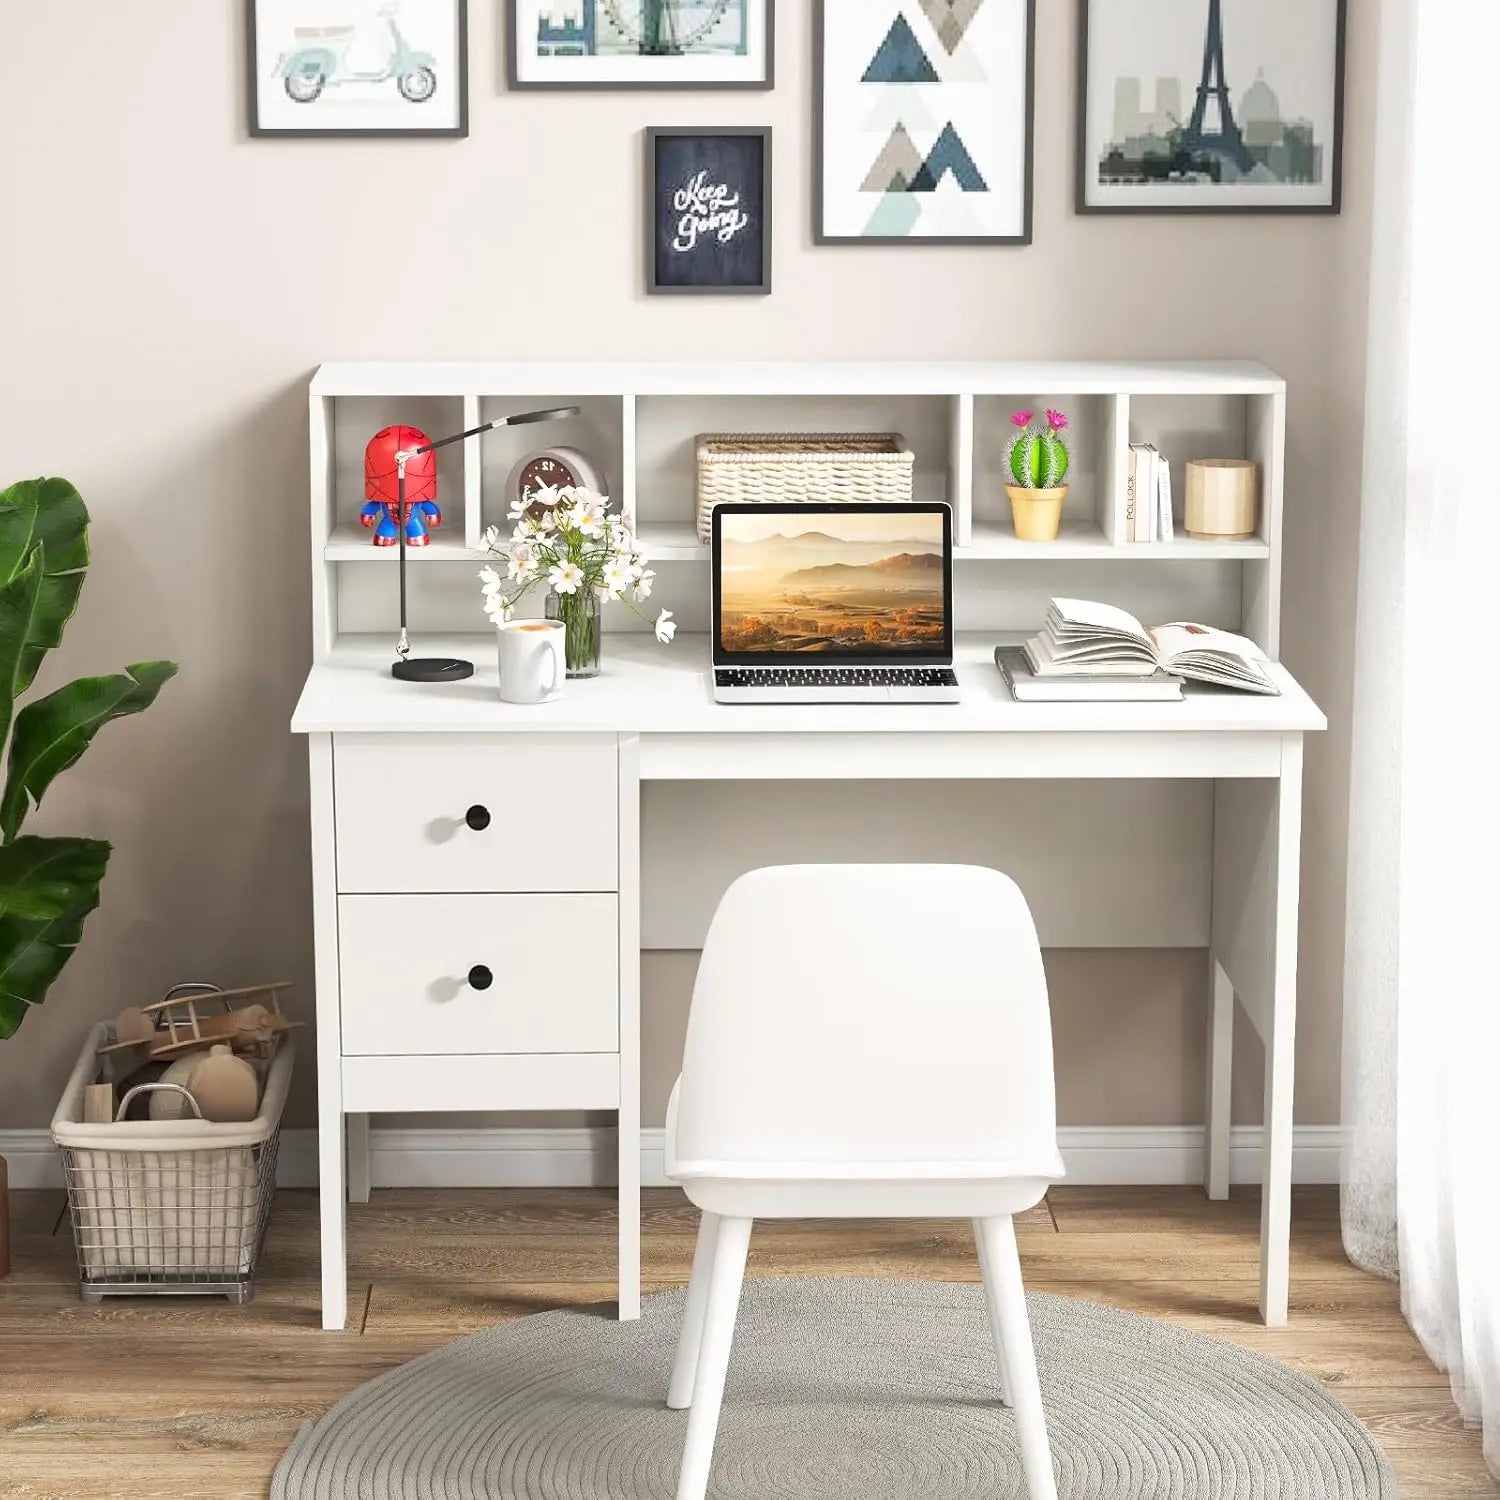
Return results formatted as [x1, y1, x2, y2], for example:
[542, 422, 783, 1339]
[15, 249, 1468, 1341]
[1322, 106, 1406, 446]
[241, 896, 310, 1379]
[1, 1185, 1493, 1498]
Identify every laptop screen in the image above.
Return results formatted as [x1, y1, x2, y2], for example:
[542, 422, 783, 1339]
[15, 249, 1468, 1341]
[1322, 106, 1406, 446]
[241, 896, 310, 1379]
[713, 503, 953, 666]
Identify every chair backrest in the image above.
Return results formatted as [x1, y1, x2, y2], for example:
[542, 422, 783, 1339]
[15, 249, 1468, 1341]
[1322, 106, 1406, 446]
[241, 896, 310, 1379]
[674, 864, 1058, 1173]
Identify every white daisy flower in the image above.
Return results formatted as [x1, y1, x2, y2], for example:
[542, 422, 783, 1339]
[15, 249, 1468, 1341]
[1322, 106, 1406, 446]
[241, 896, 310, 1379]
[599, 559, 631, 599]
[633, 568, 655, 601]
[549, 561, 584, 595]
[482, 524, 501, 547]
[654, 608, 677, 644]
[575, 498, 607, 538]
[483, 593, 514, 625]
[507, 543, 537, 582]
[479, 565, 504, 598]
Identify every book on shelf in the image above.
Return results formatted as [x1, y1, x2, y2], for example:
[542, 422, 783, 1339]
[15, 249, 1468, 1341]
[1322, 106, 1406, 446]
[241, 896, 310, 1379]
[1129, 442, 1173, 542]
[1128, 443, 1151, 542]
[1025, 597, 1281, 695]
[995, 645, 1183, 702]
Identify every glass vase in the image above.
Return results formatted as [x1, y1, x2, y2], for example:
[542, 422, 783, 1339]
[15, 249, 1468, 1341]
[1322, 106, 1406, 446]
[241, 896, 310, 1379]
[546, 590, 602, 678]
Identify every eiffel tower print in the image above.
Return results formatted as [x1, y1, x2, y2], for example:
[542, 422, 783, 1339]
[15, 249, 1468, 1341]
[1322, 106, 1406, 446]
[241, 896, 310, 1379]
[1177, 0, 1255, 174]
[1090, 0, 1339, 204]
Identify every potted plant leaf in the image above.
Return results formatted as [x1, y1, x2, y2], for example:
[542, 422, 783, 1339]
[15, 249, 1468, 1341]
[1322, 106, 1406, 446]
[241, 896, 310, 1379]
[1004, 409, 1071, 542]
[0, 478, 177, 1278]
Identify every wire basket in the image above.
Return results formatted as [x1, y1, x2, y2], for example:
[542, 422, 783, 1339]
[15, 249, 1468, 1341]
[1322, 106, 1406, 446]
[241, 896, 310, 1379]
[51, 1005, 294, 1304]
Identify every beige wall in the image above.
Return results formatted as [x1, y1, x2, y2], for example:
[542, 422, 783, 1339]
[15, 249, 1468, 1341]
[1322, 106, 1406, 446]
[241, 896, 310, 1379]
[0, 2, 1373, 1134]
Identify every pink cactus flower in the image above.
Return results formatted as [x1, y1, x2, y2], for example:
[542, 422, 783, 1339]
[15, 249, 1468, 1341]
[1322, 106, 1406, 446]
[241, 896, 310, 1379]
[1045, 409, 1069, 432]
[1010, 410, 1034, 428]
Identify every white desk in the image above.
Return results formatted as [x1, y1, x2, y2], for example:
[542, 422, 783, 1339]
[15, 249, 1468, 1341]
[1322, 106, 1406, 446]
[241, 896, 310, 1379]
[293, 632, 1325, 1330]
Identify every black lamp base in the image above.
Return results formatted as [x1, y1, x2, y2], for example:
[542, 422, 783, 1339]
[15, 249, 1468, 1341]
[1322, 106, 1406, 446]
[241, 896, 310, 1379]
[392, 657, 474, 683]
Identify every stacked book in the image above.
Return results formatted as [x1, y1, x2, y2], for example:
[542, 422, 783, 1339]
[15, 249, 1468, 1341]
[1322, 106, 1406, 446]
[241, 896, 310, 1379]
[995, 597, 1281, 703]
[1126, 442, 1173, 542]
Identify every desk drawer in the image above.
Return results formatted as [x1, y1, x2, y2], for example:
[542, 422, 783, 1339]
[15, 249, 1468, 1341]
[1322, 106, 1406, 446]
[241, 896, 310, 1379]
[339, 894, 619, 1056]
[334, 735, 617, 893]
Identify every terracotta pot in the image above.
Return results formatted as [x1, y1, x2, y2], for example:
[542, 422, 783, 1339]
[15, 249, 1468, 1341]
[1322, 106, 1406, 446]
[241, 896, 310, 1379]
[1006, 484, 1068, 542]
[1, 1153, 9, 1280]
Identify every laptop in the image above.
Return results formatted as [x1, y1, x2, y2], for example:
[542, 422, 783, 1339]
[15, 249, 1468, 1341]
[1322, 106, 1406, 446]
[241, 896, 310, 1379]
[711, 502, 961, 703]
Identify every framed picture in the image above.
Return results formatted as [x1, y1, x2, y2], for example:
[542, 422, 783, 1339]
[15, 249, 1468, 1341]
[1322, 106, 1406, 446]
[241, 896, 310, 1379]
[814, 0, 1035, 246]
[510, 1, 774, 90]
[646, 128, 771, 295]
[1077, 0, 1346, 214]
[247, 0, 468, 137]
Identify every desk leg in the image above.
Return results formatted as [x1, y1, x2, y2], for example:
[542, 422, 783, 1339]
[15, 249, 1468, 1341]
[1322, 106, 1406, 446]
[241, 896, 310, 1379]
[1211, 736, 1306, 1327]
[1259, 736, 1303, 1327]
[309, 733, 348, 1332]
[318, 1091, 348, 1331]
[617, 735, 642, 1321]
[1204, 956, 1233, 1202]
[347, 1112, 371, 1204]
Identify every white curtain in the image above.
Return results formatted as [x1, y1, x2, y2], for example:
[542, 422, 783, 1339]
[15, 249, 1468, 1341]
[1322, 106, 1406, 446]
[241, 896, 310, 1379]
[1342, 0, 1500, 1477]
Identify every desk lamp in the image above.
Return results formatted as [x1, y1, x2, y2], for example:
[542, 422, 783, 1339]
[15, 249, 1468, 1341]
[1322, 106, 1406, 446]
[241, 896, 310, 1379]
[392, 406, 582, 682]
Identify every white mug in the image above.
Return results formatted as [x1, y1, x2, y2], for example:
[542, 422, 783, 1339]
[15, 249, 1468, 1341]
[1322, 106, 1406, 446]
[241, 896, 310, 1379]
[496, 620, 564, 705]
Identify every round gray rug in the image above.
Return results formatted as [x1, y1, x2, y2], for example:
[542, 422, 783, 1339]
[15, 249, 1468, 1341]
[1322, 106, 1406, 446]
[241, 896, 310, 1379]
[273, 1278, 1396, 1498]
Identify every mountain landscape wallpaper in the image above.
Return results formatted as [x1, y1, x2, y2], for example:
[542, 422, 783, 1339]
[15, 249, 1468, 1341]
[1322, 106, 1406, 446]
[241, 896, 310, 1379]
[717, 510, 947, 653]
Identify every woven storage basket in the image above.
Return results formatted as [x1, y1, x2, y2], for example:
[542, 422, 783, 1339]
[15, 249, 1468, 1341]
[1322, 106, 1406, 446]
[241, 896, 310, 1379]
[695, 433, 915, 542]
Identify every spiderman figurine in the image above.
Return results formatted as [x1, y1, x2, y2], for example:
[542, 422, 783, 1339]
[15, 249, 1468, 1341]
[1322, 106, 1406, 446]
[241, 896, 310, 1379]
[362, 424, 441, 547]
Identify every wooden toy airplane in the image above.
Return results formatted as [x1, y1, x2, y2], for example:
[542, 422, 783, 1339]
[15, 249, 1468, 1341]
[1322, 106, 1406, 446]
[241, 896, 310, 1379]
[98, 982, 302, 1062]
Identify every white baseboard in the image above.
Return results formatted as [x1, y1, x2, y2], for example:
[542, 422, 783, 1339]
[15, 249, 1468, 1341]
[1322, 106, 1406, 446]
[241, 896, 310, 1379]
[1, 1124, 1343, 1192]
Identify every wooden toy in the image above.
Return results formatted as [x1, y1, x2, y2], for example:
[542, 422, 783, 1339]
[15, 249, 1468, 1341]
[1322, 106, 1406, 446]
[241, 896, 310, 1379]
[183, 1046, 260, 1124]
[82, 1083, 115, 1124]
[149, 1046, 260, 1124]
[148, 1055, 205, 1121]
[98, 982, 300, 1063]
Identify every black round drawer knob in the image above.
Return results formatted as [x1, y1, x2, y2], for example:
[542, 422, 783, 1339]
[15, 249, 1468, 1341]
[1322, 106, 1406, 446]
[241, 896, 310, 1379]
[468, 965, 494, 991]
[465, 805, 491, 831]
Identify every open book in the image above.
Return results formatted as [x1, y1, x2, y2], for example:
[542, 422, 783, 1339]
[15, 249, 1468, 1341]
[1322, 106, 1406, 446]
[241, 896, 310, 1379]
[1024, 597, 1279, 695]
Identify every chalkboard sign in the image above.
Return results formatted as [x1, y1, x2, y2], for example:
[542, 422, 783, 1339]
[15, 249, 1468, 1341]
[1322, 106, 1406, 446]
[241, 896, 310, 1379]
[646, 128, 772, 295]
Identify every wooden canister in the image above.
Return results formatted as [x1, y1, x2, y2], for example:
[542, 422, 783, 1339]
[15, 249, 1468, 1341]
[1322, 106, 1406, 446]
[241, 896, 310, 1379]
[1185, 459, 1258, 540]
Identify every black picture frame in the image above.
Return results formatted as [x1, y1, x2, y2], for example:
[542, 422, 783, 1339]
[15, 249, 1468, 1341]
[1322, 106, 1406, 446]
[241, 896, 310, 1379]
[508, 0, 774, 91]
[247, 0, 470, 138]
[646, 127, 772, 296]
[812, 0, 1036, 247]
[1075, 0, 1346, 216]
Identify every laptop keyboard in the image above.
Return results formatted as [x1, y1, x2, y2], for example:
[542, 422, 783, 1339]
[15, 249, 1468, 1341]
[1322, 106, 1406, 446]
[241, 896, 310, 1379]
[716, 667, 960, 688]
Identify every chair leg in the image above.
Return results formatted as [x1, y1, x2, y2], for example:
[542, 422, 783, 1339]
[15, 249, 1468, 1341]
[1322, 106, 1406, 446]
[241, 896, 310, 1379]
[975, 1216, 1057, 1500]
[668, 1210, 721, 1409]
[972, 1218, 1012, 1407]
[675, 1215, 752, 1500]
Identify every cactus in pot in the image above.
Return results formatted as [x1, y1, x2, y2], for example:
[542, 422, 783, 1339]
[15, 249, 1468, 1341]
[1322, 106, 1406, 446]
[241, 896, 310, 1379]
[1007, 408, 1071, 489]
[1004, 408, 1070, 541]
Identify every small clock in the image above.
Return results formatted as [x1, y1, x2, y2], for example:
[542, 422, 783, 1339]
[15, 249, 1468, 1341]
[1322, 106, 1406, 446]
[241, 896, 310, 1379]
[506, 446, 608, 519]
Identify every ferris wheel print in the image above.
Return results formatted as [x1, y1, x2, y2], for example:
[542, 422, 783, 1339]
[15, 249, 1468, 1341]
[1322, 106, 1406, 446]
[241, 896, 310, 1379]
[598, 0, 735, 53]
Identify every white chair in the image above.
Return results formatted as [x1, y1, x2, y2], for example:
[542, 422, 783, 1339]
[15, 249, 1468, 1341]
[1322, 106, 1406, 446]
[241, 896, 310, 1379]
[664, 864, 1065, 1500]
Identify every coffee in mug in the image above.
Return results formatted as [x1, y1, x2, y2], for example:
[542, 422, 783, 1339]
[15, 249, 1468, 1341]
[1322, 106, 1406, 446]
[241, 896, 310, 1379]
[497, 619, 564, 704]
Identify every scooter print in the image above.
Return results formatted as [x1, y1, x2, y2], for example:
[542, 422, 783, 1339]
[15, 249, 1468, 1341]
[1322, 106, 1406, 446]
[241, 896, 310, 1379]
[274, 3, 438, 105]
